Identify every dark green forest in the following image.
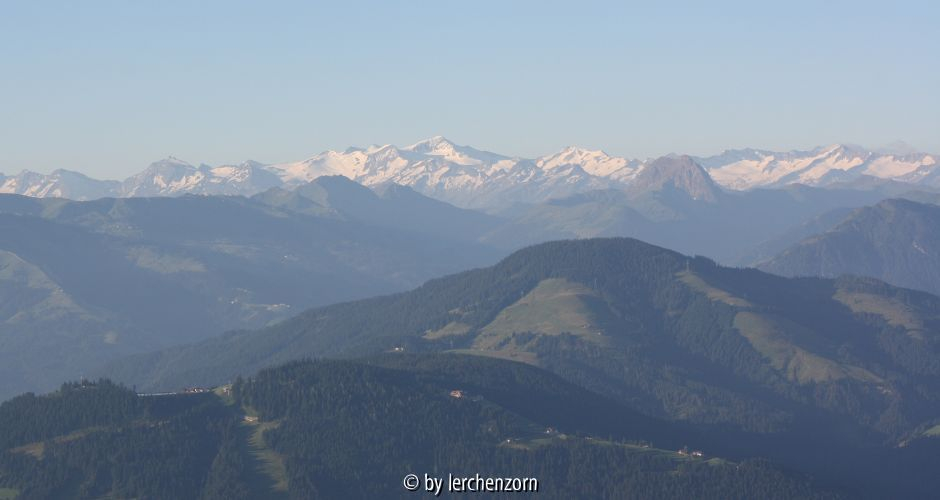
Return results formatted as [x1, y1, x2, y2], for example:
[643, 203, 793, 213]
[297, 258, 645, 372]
[0, 381, 229, 499]
[0, 355, 842, 499]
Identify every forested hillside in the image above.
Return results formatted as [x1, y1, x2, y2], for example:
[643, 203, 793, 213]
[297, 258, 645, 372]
[0, 381, 229, 499]
[104, 233, 940, 491]
[0, 355, 839, 499]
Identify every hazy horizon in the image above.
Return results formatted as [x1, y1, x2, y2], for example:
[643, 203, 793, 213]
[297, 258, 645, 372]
[0, 136, 932, 180]
[2, 0, 938, 178]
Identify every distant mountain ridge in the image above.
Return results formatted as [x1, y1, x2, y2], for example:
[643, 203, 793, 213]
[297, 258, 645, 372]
[759, 198, 940, 296]
[3, 138, 937, 209]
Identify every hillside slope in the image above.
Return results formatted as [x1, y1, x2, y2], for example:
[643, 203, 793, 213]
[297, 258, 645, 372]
[760, 199, 940, 296]
[104, 238, 940, 444]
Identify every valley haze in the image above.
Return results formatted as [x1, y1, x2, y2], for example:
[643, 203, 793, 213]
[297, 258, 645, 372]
[2, 1, 939, 498]
[3, 137, 940, 499]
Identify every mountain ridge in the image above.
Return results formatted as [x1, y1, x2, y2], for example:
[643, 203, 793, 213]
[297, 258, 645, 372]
[759, 198, 940, 296]
[4, 139, 938, 209]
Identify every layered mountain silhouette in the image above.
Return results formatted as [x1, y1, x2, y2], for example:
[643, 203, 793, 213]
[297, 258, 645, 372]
[481, 181, 905, 263]
[0, 181, 503, 399]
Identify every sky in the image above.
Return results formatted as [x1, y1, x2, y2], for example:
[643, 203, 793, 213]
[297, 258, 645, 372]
[1, 0, 938, 179]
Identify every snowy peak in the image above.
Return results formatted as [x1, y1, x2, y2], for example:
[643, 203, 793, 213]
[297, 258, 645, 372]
[151, 156, 194, 168]
[405, 135, 457, 154]
[536, 146, 639, 179]
[540, 145, 610, 165]
[136, 157, 198, 178]
[122, 158, 200, 197]
[203, 161, 282, 193]
[266, 148, 373, 185]
[0, 169, 120, 200]
[404, 136, 508, 166]
[405, 136, 473, 158]
[122, 157, 280, 197]
[239, 160, 267, 169]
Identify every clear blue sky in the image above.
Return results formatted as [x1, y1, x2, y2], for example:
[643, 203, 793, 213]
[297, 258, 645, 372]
[2, 1, 938, 179]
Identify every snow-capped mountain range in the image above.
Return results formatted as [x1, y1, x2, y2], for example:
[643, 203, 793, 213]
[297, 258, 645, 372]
[697, 144, 938, 190]
[1, 137, 937, 209]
